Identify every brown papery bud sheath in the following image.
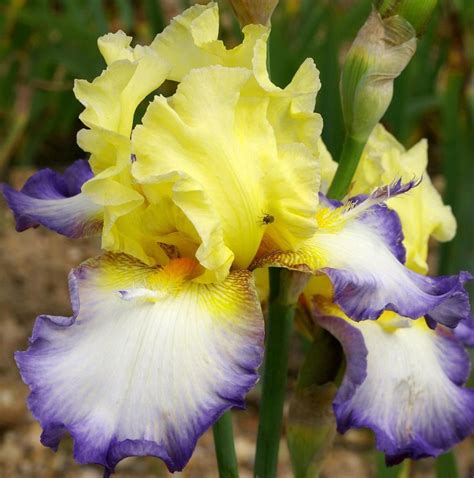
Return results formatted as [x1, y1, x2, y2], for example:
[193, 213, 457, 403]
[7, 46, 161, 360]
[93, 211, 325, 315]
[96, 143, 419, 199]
[228, 0, 279, 26]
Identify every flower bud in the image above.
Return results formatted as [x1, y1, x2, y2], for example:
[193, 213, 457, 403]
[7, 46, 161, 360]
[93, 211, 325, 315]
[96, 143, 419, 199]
[340, 9, 416, 143]
[228, 0, 279, 26]
[377, 0, 438, 35]
[287, 384, 337, 478]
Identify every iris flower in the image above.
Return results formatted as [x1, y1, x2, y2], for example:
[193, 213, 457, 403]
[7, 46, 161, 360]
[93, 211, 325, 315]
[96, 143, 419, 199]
[1, 3, 471, 475]
[301, 125, 474, 464]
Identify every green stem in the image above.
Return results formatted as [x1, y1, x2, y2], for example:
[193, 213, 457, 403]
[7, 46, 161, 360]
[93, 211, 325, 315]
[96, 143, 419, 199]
[435, 451, 459, 478]
[212, 411, 239, 478]
[254, 268, 296, 478]
[326, 134, 366, 200]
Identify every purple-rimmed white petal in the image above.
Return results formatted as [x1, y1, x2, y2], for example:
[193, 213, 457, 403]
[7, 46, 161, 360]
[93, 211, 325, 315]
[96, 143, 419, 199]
[16, 253, 264, 475]
[254, 197, 472, 328]
[315, 309, 474, 465]
[1, 160, 102, 238]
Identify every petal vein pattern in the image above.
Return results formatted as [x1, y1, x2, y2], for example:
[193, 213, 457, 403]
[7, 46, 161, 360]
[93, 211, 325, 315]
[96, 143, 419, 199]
[133, 65, 319, 276]
[254, 189, 471, 327]
[16, 253, 264, 475]
[314, 308, 474, 464]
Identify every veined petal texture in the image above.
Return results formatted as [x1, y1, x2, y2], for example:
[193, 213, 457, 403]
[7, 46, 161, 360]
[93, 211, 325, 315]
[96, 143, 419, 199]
[313, 305, 474, 464]
[132, 65, 320, 277]
[16, 253, 264, 475]
[254, 188, 471, 328]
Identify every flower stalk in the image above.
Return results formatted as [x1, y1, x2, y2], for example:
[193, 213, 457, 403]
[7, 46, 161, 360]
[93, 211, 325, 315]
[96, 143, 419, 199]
[213, 411, 240, 478]
[254, 268, 308, 478]
[329, 8, 416, 200]
[326, 134, 366, 200]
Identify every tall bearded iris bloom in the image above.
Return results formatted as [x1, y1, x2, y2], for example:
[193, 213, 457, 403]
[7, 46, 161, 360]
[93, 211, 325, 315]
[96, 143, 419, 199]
[1, 3, 471, 475]
[302, 126, 474, 464]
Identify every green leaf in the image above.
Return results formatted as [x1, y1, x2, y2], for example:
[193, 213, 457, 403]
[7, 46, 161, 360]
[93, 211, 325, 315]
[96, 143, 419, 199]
[435, 452, 459, 478]
[116, 0, 133, 31]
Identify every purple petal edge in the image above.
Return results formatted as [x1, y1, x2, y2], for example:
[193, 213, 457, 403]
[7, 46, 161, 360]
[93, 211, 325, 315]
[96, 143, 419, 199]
[315, 312, 474, 466]
[1, 159, 102, 238]
[15, 260, 263, 476]
[358, 203, 406, 263]
[319, 193, 406, 263]
[323, 268, 472, 327]
[454, 314, 474, 347]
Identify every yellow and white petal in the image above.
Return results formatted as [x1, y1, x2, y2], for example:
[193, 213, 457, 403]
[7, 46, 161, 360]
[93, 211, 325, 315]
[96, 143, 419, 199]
[17, 253, 264, 475]
[313, 304, 474, 464]
[353, 124, 457, 273]
[254, 193, 471, 328]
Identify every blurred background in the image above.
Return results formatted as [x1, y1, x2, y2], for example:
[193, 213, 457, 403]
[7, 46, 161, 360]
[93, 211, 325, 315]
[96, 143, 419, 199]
[0, 0, 473, 477]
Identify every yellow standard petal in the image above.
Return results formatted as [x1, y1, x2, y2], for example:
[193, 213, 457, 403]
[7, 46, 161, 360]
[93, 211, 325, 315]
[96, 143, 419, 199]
[74, 34, 169, 174]
[352, 124, 456, 273]
[133, 65, 320, 279]
[150, 2, 268, 82]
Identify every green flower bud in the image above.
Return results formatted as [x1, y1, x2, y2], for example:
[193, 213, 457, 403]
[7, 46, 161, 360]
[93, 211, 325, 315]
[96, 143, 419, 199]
[377, 0, 438, 35]
[228, 0, 279, 26]
[287, 384, 337, 478]
[340, 9, 417, 143]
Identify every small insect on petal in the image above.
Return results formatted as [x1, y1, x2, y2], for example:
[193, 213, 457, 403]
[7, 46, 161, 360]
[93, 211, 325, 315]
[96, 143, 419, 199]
[260, 213, 275, 225]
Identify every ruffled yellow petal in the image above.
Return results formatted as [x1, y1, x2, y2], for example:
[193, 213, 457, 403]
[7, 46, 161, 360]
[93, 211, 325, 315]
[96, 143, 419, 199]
[75, 35, 169, 177]
[81, 173, 167, 265]
[353, 124, 456, 273]
[74, 61, 137, 133]
[133, 65, 319, 277]
[74, 51, 168, 138]
[71, 3, 323, 279]
[151, 2, 322, 158]
[249, 36, 323, 153]
[150, 3, 267, 82]
[98, 30, 134, 65]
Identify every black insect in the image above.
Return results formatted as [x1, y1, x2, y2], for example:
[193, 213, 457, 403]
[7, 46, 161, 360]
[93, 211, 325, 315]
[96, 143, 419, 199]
[259, 213, 275, 225]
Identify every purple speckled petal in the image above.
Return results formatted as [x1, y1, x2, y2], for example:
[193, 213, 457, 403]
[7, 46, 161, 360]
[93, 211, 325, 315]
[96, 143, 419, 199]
[1, 159, 102, 238]
[16, 253, 264, 476]
[315, 310, 474, 465]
